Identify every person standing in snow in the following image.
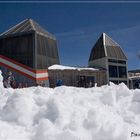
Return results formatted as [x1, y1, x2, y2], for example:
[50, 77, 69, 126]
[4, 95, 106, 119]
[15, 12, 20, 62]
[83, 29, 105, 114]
[78, 76, 86, 87]
[3, 78, 11, 88]
[7, 71, 15, 88]
[88, 80, 93, 87]
[56, 79, 63, 86]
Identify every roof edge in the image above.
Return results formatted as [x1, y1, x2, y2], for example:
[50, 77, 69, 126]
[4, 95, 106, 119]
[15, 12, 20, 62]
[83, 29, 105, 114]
[0, 19, 28, 37]
[104, 33, 120, 47]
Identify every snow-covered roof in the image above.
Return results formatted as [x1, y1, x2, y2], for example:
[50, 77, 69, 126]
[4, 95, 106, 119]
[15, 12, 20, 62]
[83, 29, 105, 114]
[48, 64, 99, 71]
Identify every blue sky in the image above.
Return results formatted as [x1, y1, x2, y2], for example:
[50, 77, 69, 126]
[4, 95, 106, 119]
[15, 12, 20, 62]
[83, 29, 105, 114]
[0, 2, 140, 70]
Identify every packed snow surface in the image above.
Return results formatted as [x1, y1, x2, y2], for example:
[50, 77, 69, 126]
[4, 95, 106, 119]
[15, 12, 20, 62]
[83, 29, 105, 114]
[48, 64, 99, 71]
[0, 72, 140, 139]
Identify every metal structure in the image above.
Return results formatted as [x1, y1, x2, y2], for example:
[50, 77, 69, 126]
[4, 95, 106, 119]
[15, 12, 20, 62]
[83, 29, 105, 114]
[89, 33, 128, 85]
[0, 19, 60, 87]
[128, 69, 140, 89]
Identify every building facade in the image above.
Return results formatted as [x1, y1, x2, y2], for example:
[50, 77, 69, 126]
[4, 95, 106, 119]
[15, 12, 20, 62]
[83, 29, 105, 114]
[48, 65, 107, 87]
[88, 33, 128, 85]
[128, 69, 140, 89]
[0, 20, 131, 88]
[0, 19, 60, 87]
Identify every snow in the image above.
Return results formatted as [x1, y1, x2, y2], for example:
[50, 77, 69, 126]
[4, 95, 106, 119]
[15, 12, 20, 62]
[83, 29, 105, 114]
[0, 72, 140, 139]
[48, 64, 99, 71]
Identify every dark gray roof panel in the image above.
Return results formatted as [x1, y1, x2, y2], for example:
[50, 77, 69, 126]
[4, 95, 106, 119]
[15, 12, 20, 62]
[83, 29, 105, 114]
[0, 19, 33, 37]
[32, 20, 56, 40]
[104, 33, 120, 47]
[106, 45, 127, 60]
[0, 19, 56, 40]
[89, 34, 106, 61]
[104, 33, 127, 60]
[89, 33, 127, 61]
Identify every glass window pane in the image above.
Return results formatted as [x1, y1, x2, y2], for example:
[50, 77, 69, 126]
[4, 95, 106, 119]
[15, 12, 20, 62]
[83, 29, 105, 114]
[109, 65, 118, 77]
[119, 66, 127, 78]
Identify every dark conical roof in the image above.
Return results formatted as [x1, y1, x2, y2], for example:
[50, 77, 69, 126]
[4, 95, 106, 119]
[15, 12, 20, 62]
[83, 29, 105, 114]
[0, 19, 56, 40]
[89, 33, 127, 61]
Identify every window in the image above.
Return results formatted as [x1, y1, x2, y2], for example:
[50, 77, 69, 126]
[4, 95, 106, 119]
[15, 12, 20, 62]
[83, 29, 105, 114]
[108, 59, 118, 63]
[109, 65, 127, 78]
[108, 59, 126, 64]
[118, 60, 126, 64]
[109, 65, 118, 77]
[119, 66, 127, 78]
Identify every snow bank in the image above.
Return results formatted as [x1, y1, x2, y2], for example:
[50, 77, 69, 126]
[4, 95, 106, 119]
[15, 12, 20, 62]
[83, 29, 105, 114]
[48, 64, 98, 71]
[0, 74, 140, 139]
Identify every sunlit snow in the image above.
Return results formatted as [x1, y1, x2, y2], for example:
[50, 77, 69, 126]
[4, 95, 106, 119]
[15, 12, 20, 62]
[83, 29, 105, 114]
[0, 71, 140, 140]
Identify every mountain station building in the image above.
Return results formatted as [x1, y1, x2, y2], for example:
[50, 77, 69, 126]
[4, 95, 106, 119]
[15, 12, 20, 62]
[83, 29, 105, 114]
[0, 19, 138, 88]
[88, 33, 128, 86]
[48, 33, 128, 87]
[0, 19, 59, 87]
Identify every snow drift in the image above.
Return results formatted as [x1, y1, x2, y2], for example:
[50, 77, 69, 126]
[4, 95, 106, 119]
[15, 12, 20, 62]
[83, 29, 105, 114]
[0, 72, 140, 140]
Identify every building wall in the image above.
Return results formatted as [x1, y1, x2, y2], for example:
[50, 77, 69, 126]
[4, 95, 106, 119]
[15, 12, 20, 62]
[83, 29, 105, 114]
[0, 33, 34, 68]
[35, 34, 60, 69]
[128, 71, 140, 89]
[0, 66, 36, 87]
[107, 57, 128, 85]
[88, 57, 107, 68]
[0, 66, 50, 88]
[88, 57, 109, 84]
[89, 56, 128, 86]
[48, 69, 107, 87]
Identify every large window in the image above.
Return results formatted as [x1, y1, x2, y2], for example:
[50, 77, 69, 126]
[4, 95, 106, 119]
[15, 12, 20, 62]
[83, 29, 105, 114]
[119, 66, 127, 78]
[109, 65, 127, 78]
[0, 34, 33, 68]
[109, 65, 118, 77]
